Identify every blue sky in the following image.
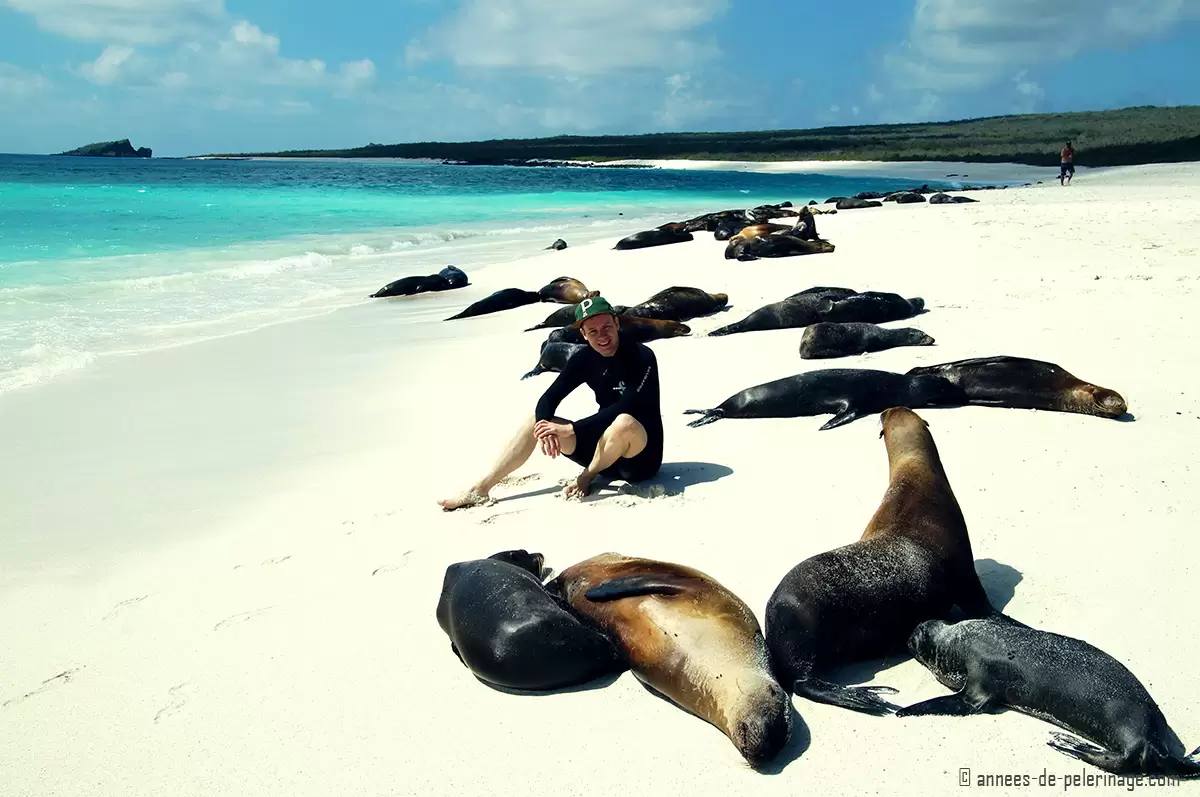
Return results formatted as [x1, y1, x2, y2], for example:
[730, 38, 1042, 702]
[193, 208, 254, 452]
[1, 0, 1198, 157]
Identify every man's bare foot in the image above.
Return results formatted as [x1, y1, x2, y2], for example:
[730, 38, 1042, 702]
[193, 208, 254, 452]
[438, 489, 491, 511]
[562, 472, 595, 501]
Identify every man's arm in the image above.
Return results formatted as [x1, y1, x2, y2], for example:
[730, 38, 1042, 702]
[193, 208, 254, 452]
[571, 346, 657, 440]
[534, 354, 586, 423]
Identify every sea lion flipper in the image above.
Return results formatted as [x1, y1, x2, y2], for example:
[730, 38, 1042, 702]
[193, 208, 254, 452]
[451, 642, 464, 665]
[895, 693, 985, 717]
[684, 408, 724, 428]
[819, 403, 859, 431]
[584, 576, 690, 602]
[792, 677, 900, 716]
[1046, 732, 1127, 774]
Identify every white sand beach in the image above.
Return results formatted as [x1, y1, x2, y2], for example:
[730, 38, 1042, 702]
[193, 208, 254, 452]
[3, 161, 1199, 796]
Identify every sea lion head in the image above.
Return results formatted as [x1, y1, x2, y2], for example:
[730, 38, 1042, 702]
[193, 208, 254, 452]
[908, 297, 926, 313]
[486, 549, 545, 579]
[900, 328, 936, 347]
[1073, 384, 1128, 418]
[731, 675, 792, 769]
[906, 618, 949, 667]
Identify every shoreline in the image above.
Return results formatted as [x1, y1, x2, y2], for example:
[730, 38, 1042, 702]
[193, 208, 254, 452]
[3, 161, 1198, 796]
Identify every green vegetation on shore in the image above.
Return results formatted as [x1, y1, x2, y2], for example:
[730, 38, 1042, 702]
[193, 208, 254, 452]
[195, 105, 1200, 167]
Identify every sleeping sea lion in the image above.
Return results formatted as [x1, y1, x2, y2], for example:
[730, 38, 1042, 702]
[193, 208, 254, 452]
[613, 228, 695, 250]
[705, 287, 856, 337]
[524, 303, 631, 332]
[764, 407, 993, 714]
[898, 614, 1200, 779]
[445, 288, 543, 320]
[547, 315, 690, 346]
[799, 322, 935, 359]
[538, 276, 599, 305]
[683, 368, 965, 430]
[436, 549, 628, 691]
[904, 356, 1128, 419]
[623, 286, 729, 323]
[545, 553, 792, 768]
[724, 235, 835, 261]
[521, 341, 587, 379]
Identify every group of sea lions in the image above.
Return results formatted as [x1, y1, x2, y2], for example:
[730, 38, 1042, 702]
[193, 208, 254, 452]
[438, 406, 1200, 777]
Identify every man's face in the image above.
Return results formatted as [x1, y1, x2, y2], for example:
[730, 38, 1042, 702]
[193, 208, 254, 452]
[580, 313, 619, 356]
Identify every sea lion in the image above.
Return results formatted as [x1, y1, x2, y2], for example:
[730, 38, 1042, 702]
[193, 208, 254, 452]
[725, 222, 794, 241]
[724, 235, 835, 261]
[623, 286, 729, 323]
[819, 291, 926, 325]
[799, 322, 935, 359]
[538, 276, 599, 305]
[613, 228, 695, 250]
[370, 265, 469, 298]
[764, 407, 993, 714]
[898, 614, 1200, 779]
[524, 302, 631, 332]
[547, 315, 690, 346]
[435, 549, 628, 691]
[445, 288, 543, 320]
[545, 553, 792, 768]
[904, 355, 1128, 418]
[521, 341, 587, 379]
[683, 368, 965, 430]
[929, 193, 978, 205]
[545, 238, 568, 250]
[439, 265, 468, 288]
[836, 197, 882, 210]
[704, 286, 863, 337]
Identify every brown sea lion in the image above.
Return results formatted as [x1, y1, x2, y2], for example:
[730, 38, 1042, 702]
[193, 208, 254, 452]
[764, 407, 993, 714]
[538, 276, 599, 305]
[623, 286, 729, 323]
[724, 235, 835, 261]
[905, 356, 1128, 419]
[545, 553, 792, 768]
[546, 315, 690, 346]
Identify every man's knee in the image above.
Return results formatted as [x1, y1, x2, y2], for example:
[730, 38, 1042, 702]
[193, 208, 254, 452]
[608, 414, 647, 453]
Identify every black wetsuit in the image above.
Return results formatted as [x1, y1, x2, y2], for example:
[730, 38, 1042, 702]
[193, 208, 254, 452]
[534, 333, 663, 482]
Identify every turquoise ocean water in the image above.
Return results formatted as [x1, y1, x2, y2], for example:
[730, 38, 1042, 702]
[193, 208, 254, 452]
[0, 154, 981, 393]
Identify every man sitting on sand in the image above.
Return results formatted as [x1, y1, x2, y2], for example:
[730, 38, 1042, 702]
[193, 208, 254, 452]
[439, 296, 664, 509]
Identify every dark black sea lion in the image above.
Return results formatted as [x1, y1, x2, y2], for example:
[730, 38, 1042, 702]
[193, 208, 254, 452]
[898, 615, 1200, 779]
[709, 287, 913, 337]
[523, 302, 631, 332]
[613, 228, 695, 250]
[724, 235, 835, 261]
[538, 276, 598, 305]
[623, 286, 729, 322]
[836, 197, 883, 210]
[930, 193, 978, 205]
[819, 291, 926, 324]
[545, 553, 791, 768]
[545, 238, 568, 250]
[445, 288, 542, 320]
[547, 315, 690, 346]
[764, 407, 993, 714]
[370, 274, 442, 298]
[799, 322, 935, 359]
[439, 265, 468, 288]
[683, 368, 964, 430]
[904, 355, 1128, 418]
[435, 549, 628, 691]
[521, 341, 587, 379]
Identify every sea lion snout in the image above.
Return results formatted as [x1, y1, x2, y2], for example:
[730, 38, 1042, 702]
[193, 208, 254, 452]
[734, 691, 792, 768]
[1090, 387, 1128, 416]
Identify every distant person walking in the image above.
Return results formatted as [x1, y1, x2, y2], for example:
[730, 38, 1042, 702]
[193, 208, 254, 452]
[1059, 140, 1076, 185]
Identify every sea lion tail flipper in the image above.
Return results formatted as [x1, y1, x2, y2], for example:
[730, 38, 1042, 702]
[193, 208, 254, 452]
[584, 576, 690, 602]
[520, 367, 541, 380]
[1046, 732, 1127, 774]
[684, 408, 725, 428]
[819, 405, 859, 431]
[792, 677, 900, 716]
[895, 693, 986, 718]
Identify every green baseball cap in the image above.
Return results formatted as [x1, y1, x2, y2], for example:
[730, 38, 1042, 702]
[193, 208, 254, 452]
[573, 295, 617, 327]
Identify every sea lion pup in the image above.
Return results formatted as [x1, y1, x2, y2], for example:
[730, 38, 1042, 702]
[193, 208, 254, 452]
[613, 227, 695, 250]
[764, 408, 993, 715]
[547, 315, 690, 346]
[524, 302, 631, 331]
[445, 287, 543, 320]
[904, 355, 1128, 419]
[623, 286, 729, 323]
[897, 615, 1200, 779]
[545, 553, 792, 768]
[521, 341, 587, 379]
[435, 549, 628, 692]
[800, 322, 935, 359]
[683, 368, 964, 430]
[724, 235, 835, 261]
[820, 291, 926, 325]
[538, 276, 599, 305]
[706, 287, 858, 337]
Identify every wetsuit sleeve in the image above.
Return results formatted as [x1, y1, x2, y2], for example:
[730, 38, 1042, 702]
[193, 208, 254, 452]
[535, 353, 586, 422]
[571, 346, 657, 440]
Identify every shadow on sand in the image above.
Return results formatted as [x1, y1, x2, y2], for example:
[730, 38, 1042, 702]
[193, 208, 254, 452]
[478, 669, 626, 697]
[493, 461, 735, 506]
[820, 558, 1025, 688]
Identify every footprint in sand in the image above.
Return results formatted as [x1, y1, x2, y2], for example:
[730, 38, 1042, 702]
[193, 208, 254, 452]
[154, 682, 195, 724]
[260, 555, 291, 566]
[103, 594, 150, 621]
[213, 607, 273, 632]
[478, 509, 529, 525]
[372, 551, 413, 577]
[498, 473, 542, 488]
[2, 667, 83, 710]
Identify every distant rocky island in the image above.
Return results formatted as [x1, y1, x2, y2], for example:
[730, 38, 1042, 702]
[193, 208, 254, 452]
[58, 139, 152, 158]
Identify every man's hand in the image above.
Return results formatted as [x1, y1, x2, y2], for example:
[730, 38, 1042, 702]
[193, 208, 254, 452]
[534, 420, 573, 459]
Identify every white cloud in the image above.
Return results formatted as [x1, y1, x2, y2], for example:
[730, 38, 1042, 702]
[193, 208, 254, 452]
[80, 45, 136, 85]
[886, 0, 1200, 93]
[412, 0, 730, 73]
[0, 62, 52, 99]
[0, 0, 226, 45]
